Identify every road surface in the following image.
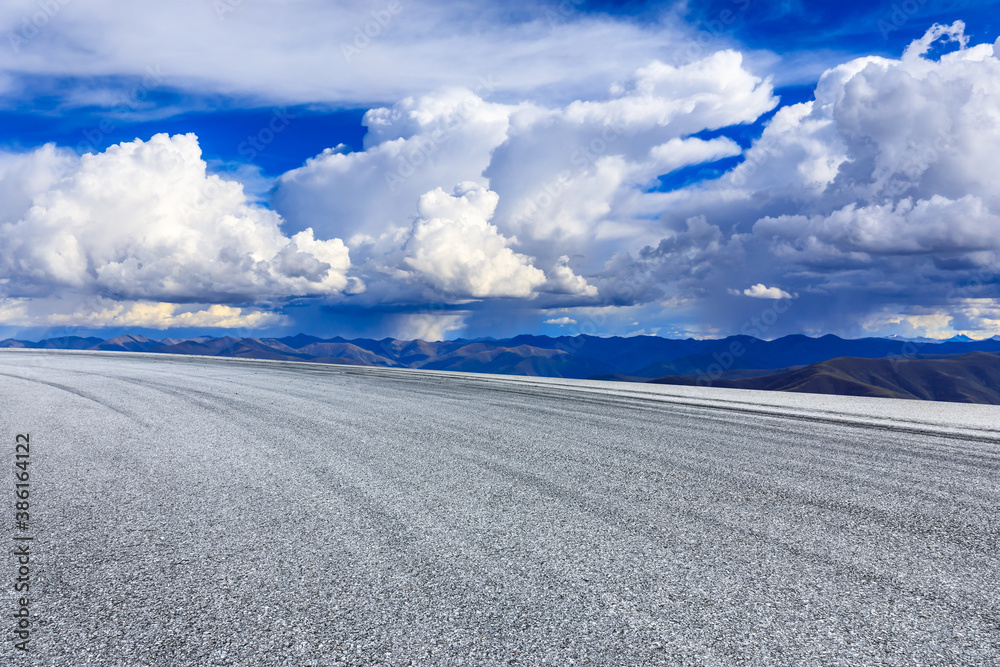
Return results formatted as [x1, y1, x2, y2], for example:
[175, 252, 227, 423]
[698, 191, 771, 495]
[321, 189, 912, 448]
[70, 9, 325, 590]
[1, 350, 998, 666]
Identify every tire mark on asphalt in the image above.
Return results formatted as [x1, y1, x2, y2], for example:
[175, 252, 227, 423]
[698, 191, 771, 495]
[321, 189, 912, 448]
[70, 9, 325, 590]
[448, 444, 1000, 635]
[0, 369, 146, 424]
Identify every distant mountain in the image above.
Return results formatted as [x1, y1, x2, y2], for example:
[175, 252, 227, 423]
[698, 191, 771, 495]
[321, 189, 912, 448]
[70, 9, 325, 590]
[881, 335, 947, 344]
[91, 334, 163, 352]
[0, 336, 103, 350]
[651, 351, 1000, 404]
[288, 341, 401, 367]
[4, 332, 1000, 402]
[608, 334, 977, 378]
[415, 343, 616, 379]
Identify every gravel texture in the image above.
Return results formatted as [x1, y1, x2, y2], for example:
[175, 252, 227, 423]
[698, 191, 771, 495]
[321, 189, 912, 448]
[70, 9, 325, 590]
[1, 349, 998, 666]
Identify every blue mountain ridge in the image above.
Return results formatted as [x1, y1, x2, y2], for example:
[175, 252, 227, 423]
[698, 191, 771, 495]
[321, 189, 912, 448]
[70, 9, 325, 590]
[4, 333, 1000, 380]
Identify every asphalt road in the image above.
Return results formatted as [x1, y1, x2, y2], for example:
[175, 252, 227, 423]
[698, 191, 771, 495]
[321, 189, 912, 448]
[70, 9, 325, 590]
[1, 350, 998, 666]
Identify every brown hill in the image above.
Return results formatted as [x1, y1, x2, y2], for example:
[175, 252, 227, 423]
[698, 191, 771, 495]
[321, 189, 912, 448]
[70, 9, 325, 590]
[291, 342, 401, 367]
[650, 351, 1000, 404]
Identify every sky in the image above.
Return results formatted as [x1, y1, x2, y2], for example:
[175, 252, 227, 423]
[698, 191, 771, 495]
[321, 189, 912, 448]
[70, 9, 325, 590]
[2, 0, 1000, 342]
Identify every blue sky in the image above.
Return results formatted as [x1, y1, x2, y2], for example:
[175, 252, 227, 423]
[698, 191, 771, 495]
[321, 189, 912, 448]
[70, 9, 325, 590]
[1, 0, 1000, 341]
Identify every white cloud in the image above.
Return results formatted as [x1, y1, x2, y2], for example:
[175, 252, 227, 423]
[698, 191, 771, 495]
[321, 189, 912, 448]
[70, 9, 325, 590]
[602, 23, 1000, 338]
[755, 196, 1000, 261]
[0, 298, 28, 324]
[544, 317, 577, 325]
[734, 23, 1000, 211]
[488, 51, 776, 248]
[903, 21, 969, 60]
[560, 51, 775, 132]
[46, 301, 286, 330]
[0, 134, 353, 326]
[0, 297, 284, 329]
[0, 144, 76, 224]
[273, 50, 775, 308]
[857, 299, 1000, 340]
[857, 310, 955, 339]
[274, 88, 513, 243]
[647, 136, 742, 174]
[0, 0, 706, 108]
[544, 256, 598, 297]
[400, 183, 546, 299]
[740, 284, 795, 300]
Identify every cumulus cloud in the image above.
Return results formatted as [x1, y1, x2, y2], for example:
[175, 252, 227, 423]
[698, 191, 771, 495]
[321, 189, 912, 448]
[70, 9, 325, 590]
[544, 256, 599, 297]
[544, 317, 577, 325]
[487, 50, 775, 250]
[605, 23, 1000, 339]
[273, 50, 774, 312]
[0, 143, 75, 224]
[275, 88, 512, 244]
[738, 284, 795, 300]
[0, 134, 352, 327]
[274, 49, 777, 250]
[401, 183, 546, 299]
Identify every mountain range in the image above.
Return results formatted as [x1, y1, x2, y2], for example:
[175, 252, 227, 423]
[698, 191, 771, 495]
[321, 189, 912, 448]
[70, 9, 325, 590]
[4, 332, 1000, 404]
[652, 352, 1000, 404]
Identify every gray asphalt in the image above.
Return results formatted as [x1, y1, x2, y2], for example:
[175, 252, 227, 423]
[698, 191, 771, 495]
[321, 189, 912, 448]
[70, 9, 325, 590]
[1, 350, 999, 666]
